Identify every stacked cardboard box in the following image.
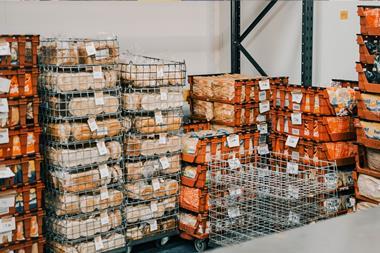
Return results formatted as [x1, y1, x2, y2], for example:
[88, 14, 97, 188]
[0, 35, 44, 252]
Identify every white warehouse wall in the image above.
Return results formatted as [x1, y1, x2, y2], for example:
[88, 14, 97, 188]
[1, 1, 380, 86]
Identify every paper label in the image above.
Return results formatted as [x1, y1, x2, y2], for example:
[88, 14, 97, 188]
[93, 66, 103, 79]
[87, 118, 98, 132]
[288, 211, 300, 224]
[100, 186, 109, 200]
[159, 133, 167, 144]
[0, 166, 14, 179]
[291, 112, 302, 125]
[228, 158, 241, 170]
[287, 185, 299, 199]
[349, 197, 356, 207]
[285, 135, 299, 148]
[0, 217, 15, 233]
[0, 207, 9, 216]
[0, 77, 11, 93]
[152, 178, 160, 191]
[259, 79, 270, 90]
[229, 187, 242, 196]
[97, 127, 108, 136]
[325, 198, 339, 213]
[0, 42, 11, 56]
[94, 236, 104, 251]
[160, 87, 168, 101]
[0, 128, 9, 144]
[185, 138, 198, 154]
[257, 144, 269, 155]
[98, 164, 109, 179]
[292, 91, 303, 103]
[292, 103, 301, 112]
[325, 173, 338, 189]
[291, 128, 300, 136]
[227, 134, 240, 148]
[85, 42, 96, 56]
[94, 91, 104, 105]
[0, 195, 15, 208]
[100, 211, 109, 225]
[148, 219, 158, 231]
[258, 123, 268, 134]
[258, 91, 267, 101]
[0, 99, 8, 113]
[227, 207, 240, 218]
[286, 162, 299, 175]
[157, 67, 164, 78]
[259, 100, 270, 113]
[95, 49, 109, 60]
[256, 114, 266, 122]
[291, 151, 300, 160]
[259, 134, 267, 144]
[155, 111, 164, 125]
[97, 141, 108, 156]
[0, 231, 12, 244]
[159, 156, 170, 170]
[150, 202, 158, 212]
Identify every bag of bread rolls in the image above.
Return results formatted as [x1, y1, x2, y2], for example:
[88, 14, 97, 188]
[126, 162, 143, 181]
[192, 99, 213, 121]
[48, 122, 71, 142]
[358, 174, 380, 202]
[106, 141, 122, 160]
[126, 181, 153, 200]
[165, 179, 179, 196]
[213, 102, 236, 124]
[192, 76, 213, 98]
[367, 148, 380, 172]
[140, 135, 181, 156]
[152, 178, 166, 198]
[46, 193, 80, 216]
[134, 111, 182, 134]
[68, 95, 119, 117]
[126, 226, 143, 240]
[124, 136, 142, 156]
[122, 93, 142, 111]
[161, 154, 181, 175]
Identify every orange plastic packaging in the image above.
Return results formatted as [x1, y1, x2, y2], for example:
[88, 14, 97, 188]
[9, 73, 33, 97]
[179, 186, 209, 213]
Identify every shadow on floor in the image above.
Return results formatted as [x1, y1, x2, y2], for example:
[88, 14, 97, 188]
[132, 236, 201, 253]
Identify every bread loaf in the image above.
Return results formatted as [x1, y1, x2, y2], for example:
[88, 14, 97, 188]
[125, 135, 181, 157]
[122, 92, 183, 111]
[106, 141, 122, 160]
[358, 174, 380, 202]
[192, 100, 213, 121]
[122, 117, 132, 132]
[213, 102, 235, 124]
[152, 178, 166, 198]
[122, 93, 142, 111]
[68, 95, 119, 117]
[48, 122, 71, 142]
[46, 193, 80, 216]
[77, 40, 118, 65]
[134, 111, 182, 134]
[367, 148, 380, 172]
[39, 40, 79, 66]
[165, 179, 179, 196]
[79, 189, 123, 214]
[126, 181, 153, 200]
[160, 218, 176, 231]
[192, 76, 213, 98]
[126, 226, 143, 241]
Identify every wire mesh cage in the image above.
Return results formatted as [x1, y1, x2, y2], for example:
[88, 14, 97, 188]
[118, 52, 186, 87]
[39, 37, 119, 67]
[208, 151, 338, 247]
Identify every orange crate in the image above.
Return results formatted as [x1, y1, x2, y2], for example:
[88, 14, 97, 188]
[1, 238, 45, 253]
[354, 119, 380, 150]
[356, 62, 380, 94]
[181, 164, 208, 189]
[358, 6, 380, 36]
[0, 35, 39, 69]
[357, 34, 378, 64]
[179, 186, 209, 213]
[356, 145, 380, 179]
[183, 122, 211, 134]
[0, 210, 44, 247]
[179, 213, 209, 240]
[331, 79, 359, 89]
[353, 171, 380, 205]
[4, 97, 40, 129]
[0, 182, 44, 218]
[270, 134, 356, 166]
[0, 155, 42, 190]
[356, 92, 380, 122]
[188, 73, 287, 104]
[0, 127, 41, 160]
[270, 111, 355, 142]
[0, 68, 38, 99]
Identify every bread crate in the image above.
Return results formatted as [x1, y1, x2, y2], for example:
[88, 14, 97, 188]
[356, 145, 380, 179]
[357, 34, 379, 64]
[331, 79, 359, 89]
[356, 62, 380, 94]
[1, 237, 45, 253]
[354, 119, 380, 149]
[179, 186, 208, 214]
[270, 111, 355, 142]
[0, 127, 41, 159]
[358, 6, 380, 36]
[181, 164, 208, 189]
[0, 155, 42, 189]
[353, 171, 380, 205]
[0, 68, 38, 98]
[0, 35, 39, 69]
[3, 97, 40, 129]
[179, 213, 209, 240]
[356, 92, 380, 122]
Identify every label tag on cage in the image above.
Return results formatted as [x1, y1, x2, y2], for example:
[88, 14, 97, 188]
[93, 66, 103, 79]
[258, 123, 268, 134]
[0, 217, 15, 233]
[229, 187, 242, 196]
[291, 112, 302, 125]
[159, 133, 167, 144]
[285, 135, 299, 148]
[349, 197, 356, 207]
[0, 99, 8, 113]
[100, 186, 109, 200]
[0, 166, 14, 179]
[259, 91, 267, 101]
[291, 129, 300, 136]
[291, 151, 300, 161]
[87, 118, 98, 132]
[287, 185, 299, 199]
[259, 100, 270, 113]
[152, 178, 160, 191]
[258, 144, 269, 155]
[227, 207, 240, 218]
[324, 198, 339, 213]
[293, 103, 301, 111]
[155, 111, 164, 125]
[85, 42, 96, 56]
[159, 156, 170, 170]
[150, 202, 158, 212]
[0, 42, 11, 56]
[291, 91, 303, 104]
[97, 141, 108, 156]
[228, 158, 241, 170]
[256, 114, 266, 122]
[0, 128, 9, 144]
[94, 91, 105, 105]
[288, 211, 300, 224]
[227, 134, 239, 148]
[95, 49, 109, 60]
[148, 219, 158, 231]
[286, 162, 299, 175]
[157, 66, 165, 79]
[325, 173, 338, 190]
[0, 78, 11, 93]
[97, 127, 108, 136]
[100, 211, 109, 225]
[160, 87, 168, 101]
[94, 236, 104, 251]
[259, 79, 270, 90]
[98, 164, 109, 179]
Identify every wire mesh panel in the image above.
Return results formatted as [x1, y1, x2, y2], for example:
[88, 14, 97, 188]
[208, 151, 338, 247]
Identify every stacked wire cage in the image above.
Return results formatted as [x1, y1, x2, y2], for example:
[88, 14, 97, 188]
[39, 36, 126, 252]
[118, 52, 186, 252]
[208, 151, 338, 247]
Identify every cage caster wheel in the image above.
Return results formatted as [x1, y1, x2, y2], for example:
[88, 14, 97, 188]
[194, 239, 207, 252]
[155, 236, 170, 248]
[126, 246, 132, 253]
